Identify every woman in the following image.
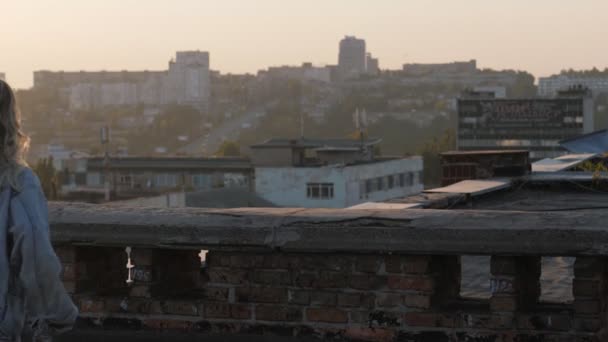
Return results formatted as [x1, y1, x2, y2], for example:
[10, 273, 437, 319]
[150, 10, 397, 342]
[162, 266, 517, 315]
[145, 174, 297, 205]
[0, 80, 78, 341]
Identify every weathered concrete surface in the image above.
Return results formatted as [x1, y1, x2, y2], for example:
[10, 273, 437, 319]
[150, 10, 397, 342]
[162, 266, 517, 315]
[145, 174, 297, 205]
[49, 202, 608, 256]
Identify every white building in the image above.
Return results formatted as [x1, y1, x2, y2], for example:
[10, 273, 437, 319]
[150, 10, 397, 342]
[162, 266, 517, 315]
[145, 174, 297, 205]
[539, 75, 608, 97]
[250, 138, 423, 208]
[33, 51, 210, 111]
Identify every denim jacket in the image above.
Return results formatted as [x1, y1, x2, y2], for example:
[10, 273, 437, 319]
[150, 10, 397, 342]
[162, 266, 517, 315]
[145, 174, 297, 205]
[0, 169, 78, 341]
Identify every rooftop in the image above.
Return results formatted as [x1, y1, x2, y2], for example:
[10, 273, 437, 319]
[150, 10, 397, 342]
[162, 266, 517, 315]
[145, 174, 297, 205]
[250, 137, 382, 149]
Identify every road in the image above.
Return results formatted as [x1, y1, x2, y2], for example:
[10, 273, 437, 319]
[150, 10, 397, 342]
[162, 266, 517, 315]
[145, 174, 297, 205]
[177, 110, 264, 156]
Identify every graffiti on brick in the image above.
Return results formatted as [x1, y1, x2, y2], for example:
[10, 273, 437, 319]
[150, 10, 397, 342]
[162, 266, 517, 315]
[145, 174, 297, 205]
[490, 278, 514, 294]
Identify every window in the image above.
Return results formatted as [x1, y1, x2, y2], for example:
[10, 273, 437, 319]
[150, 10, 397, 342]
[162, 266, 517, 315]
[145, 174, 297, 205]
[376, 177, 384, 191]
[387, 175, 395, 189]
[398, 173, 405, 187]
[307, 183, 334, 199]
[155, 173, 178, 187]
[118, 174, 132, 185]
[193, 174, 211, 189]
[407, 172, 414, 186]
[365, 179, 373, 194]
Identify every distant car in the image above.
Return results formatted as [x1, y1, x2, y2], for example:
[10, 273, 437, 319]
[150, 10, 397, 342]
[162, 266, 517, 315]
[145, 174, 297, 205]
[241, 123, 252, 129]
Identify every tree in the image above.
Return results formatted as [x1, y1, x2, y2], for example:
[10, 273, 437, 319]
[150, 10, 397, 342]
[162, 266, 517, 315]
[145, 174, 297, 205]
[419, 129, 456, 188]
[33, 157, 59, 200]
[215, 141, 241, 157]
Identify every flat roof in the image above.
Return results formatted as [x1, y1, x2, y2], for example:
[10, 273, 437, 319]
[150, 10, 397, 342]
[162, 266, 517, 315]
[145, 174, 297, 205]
[531, 154, 597, 173]
[87, 157, 252, 171]
[441, 150, 529, 156]
[251, 137, 382, 149]
[424, 179, 511, 196]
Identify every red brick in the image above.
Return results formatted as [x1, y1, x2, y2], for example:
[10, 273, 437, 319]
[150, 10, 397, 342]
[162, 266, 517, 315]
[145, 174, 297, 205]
[573, 300, 600, 315]
[288, 290, 310, 305]
[345, 327, 395, 342]
[311, 291, 337, 306]
[376, 293, 401, 308]
[403, 294, 431, 309]
[62, 281, 76, 294]
[349, 310, 371, 324]
[574, 257, 605, 278]
[403, 312, 454, 328]
[79, 298, 104, 313]
[62, 263, 76, 281]
[293, 272, 317, 288]
[205, 302, 230, 318]
[491, 256, 517, 276]
[229, 254, 265, 268]
[457, 313, 492, 329]
[313, 271, 348, 288]
[162, 300, 198, 316]
[105, 297, 128, 313]
[251, 270, 291, 286]
[385, 256, 402, 273]
[55, 246, 77, 263]
[207, 268, 249, 285]
[256, 305, 302, 322]
[574, 318, 601, 332]
[206, 252, 231, 267]
[490, 296, 518, 312]
[230, 304, 252, 319]
[204, 286, 230, 301]
[143, 319, 193, 331]
[387, 276, 433, 291]
[236, 287, 287, 303]
[131, 249, 155, 266]
[350, 275, 387, 290]
[130, 285, 151, 298]
[489, 313, 514, 329]
[306, 308, 348, 323]
[337, 292, 361, 307]
[403, 256, 431, 274]
[573, 279, 601, 298]
[355, 256, 382, 273]
[121, 298, 151, 314]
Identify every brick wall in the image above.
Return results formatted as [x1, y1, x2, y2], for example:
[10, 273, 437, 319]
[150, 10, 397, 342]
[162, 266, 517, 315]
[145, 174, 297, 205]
[55, 245, 605, 341]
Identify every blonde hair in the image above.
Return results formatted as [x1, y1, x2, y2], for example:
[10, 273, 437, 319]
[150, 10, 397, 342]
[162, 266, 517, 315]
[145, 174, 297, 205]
[0, 80, 30, 190]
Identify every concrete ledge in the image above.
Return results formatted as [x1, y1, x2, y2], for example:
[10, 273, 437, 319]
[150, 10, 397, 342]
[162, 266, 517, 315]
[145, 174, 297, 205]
[49, 202, 608, 256]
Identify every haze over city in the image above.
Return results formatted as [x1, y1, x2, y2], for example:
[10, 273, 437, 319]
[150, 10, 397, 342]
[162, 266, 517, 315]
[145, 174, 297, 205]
[4, 0, 608, 88]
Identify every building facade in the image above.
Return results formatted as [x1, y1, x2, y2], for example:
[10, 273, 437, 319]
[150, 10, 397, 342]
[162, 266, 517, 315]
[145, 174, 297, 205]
[539, 74, 608, 97]
[366, 53, 379, 75]
[255, 158, 423, 208]
[338, 36, 366, 79]
[250, 138, 423, 208]
[402, 60, 477, 76]
[457, 88, 594, 160]
[260, 63, 331, 83]
[33, 51, 210, 111]
[62, 157, 252, 199]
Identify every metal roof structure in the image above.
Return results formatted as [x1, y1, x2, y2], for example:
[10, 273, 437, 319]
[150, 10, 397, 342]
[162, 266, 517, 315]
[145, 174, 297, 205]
[531, 153, 598, 173]
[424, 179, 511, 196]
[560, 129, 608, 154]
[346, 202, 422, 210]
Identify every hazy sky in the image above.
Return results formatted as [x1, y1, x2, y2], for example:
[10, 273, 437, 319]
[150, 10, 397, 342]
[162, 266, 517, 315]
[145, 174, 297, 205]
[3, 0, 607, 88]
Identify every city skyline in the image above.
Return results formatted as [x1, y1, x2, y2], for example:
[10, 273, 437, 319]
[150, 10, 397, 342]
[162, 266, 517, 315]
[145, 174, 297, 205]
[4, 0, 608, 89]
